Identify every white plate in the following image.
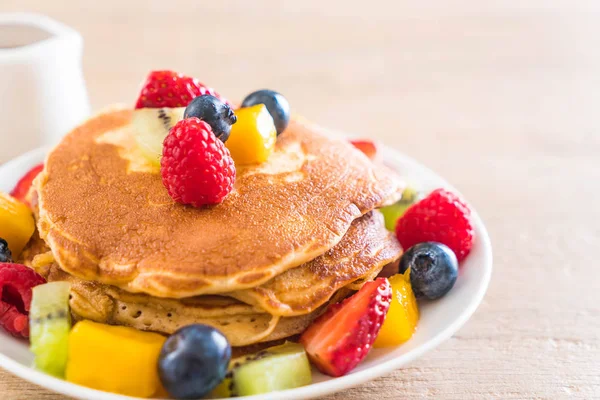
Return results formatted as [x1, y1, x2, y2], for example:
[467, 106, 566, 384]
[0, 144, 492, 400]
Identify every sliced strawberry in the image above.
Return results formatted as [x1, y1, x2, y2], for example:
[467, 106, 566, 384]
[300, 277, 391, 377]
[10, 164, 43, 207]
[349, 139, 377, 160]
[135, 70, 226, 109]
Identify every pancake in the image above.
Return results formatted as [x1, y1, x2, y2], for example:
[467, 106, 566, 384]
[21, 225, 372, 346]
[19, 230, 53, 277]
[35, 107, 404, 298]
[228, 211, 401, 316]
[45, 266, 352, 347]
[24, 211, 400, 318]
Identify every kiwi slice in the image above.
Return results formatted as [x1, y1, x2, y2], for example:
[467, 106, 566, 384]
[210, 342, 312, 397]
[29, 282, 71, 378]
[132, 107, 185, 166]
[379, 187, 422, 230]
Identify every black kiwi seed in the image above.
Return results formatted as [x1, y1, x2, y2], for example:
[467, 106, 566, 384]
[158, 108, 172, 130]
[32, 309, 69, 324]
[228, 381, 236, 396]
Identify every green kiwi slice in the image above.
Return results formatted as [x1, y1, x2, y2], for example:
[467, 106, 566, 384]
[29, 282, 71, 378]
[132, 107, 185, 166]
[210, 342, 312, 397]
[379, 187, 421, 230]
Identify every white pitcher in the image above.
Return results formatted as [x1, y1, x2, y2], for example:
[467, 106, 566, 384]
[0, 13, 90, 163]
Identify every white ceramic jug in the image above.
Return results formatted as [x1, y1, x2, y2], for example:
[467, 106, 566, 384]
[0, 13, 90, 163]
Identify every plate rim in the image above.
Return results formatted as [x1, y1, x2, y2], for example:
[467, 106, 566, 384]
[0, 144, 493, 400]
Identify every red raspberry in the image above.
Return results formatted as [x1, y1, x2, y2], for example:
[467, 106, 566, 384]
[395, 188, 475, 262]
[135, 70, 226, 109]
[0, 263, 46, 337]
[161, 118, 236, 207]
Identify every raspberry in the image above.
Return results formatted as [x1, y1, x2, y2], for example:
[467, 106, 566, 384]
[135, 70, 226, 109]
[395, 188, 475, 262]
[0, 263, 46, 337]
[161, 118, 236, 207]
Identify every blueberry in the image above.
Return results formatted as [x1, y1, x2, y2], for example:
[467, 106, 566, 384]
[184, 95, 236, 142]
[399, 242, 458, 300]
[158, 324, 231, 399]
[241, 89, 290, 135]
[0, 238, 12, 263]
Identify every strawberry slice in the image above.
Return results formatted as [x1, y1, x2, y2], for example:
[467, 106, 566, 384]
[10, 164, 43, 207]
[300, 277, 391, 377]
[135, 70, 226, 109]
[349, 139, 377, 160]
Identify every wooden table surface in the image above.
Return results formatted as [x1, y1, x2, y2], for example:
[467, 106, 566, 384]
[1, 1, 599, 399]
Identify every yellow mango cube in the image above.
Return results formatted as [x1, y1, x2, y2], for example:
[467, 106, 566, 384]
[226, 104, 277, 165]
[0, 192, 35, 257]
[66, 320, 166, 398]
[373, 270, 419, 347]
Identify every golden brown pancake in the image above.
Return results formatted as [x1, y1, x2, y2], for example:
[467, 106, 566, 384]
[228, 211, 401, 316]
[18, 230, 53, 277]
[21, 222, 378, 346]
[36, 107, 404, 298]
[25, 210, 400, 318]
[45, 266, 353, 347]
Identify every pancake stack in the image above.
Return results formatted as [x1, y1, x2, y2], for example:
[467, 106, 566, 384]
[24, 107, 405, 348]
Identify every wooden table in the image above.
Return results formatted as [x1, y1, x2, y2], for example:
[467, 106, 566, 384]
[1, 1, 599, 398]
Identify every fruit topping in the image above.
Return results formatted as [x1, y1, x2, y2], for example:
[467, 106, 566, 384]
[0, 263, 46, 338]
[158, 324, 231, 399]
[161, 118, 236, 207]
[66, 320, 166, 398]
[0, 192, 35, 258]
[211, 342, 312, 398]
[29, 282, 71, 377]
[349, 139, 377, 160]
[10, 163, 43, 207]
[0, 239, 12, 263]
[373, 271, 419, 347]
[395, 188, 475, 262]
[399, 242, 458, 300]
[184, 95, 237, 142]
[300, 277, 391, 377]
[241, 89, 290, 135]
[379, 187, 421, 231]
[135, 70, 224, 109]
[226, 104, 277, 165]
[132, 107, 185, 166]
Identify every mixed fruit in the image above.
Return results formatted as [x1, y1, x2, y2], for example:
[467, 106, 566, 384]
[0, 70, 478, 399]
[132, 70, 289, 208]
